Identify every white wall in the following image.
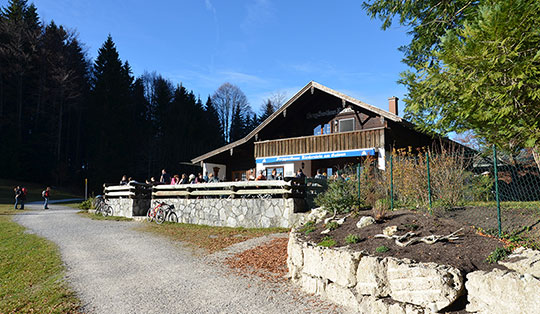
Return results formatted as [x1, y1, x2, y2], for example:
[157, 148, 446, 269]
[256, 160, 312, 178]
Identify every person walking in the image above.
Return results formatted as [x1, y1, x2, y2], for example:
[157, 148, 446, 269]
[14, 186, 22, 209]
[42, 187, 51, 209]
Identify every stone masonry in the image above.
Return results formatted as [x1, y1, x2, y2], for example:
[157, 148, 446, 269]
[150, 198, 306, 228]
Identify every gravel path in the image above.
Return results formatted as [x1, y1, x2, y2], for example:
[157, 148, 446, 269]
[14, 204, 346, 314]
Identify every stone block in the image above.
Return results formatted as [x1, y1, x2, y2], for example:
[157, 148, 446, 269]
[386, 258, 463, 312]
[499, 247, 540, 278]
[326, 283, 359, 309]
[466, 268, 540, 314]
[356, 255, 390, 297]
[300, 275, 326, 296]
[302, 246, 361, 288]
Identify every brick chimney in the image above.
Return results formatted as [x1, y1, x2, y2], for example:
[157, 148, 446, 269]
[388, 96, 399, 115]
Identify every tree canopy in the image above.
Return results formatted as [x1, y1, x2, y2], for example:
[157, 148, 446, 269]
[363, 0, 540, 167]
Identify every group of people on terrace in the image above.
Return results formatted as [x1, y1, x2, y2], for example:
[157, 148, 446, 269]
[118, 167, 335, 187]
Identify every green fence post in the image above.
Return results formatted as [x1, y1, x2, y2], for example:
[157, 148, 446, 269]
[357, 163, 361, 200]
[390, 155, 394, 210]
[426, 152, 433, 213]
[493, 145, 502, 237]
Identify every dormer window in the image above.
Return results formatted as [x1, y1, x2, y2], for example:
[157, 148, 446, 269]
[339, 118, 355, 132]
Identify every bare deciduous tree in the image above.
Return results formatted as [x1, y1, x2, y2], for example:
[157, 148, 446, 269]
[211, 82, 250, 143]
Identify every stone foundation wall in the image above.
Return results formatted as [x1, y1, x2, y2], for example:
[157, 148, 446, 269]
[107, 198, 150, 218]
[150, 198, 306, 228]
[287, 232, 540, 314]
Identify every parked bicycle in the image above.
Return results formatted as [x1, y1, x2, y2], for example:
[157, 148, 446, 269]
[93, 195, 113, 217]
[147, 201, 177, 224]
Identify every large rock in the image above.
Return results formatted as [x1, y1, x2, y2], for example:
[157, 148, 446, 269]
[287, 231, 304, 280]
[357, 216, 375, 229]
[386, 258, 464, 312]
[302, 246, 361, 287]
[466, 268, 540, 314]
[300, 274, 326, 296]
[356, 295, 429, 314]
[306, 207, 328, 223]
[356, 255, 390, 297]
[499, 247, 540, 278]
[325, 283, 359, 310]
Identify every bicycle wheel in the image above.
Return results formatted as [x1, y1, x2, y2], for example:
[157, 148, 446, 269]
[146, 208, 154, 222]
[167, 211, 178, 223]
[155, 208, 166, 224]
[102, 205, 113, 217]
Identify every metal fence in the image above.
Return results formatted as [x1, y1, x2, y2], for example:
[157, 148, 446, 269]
[350, 146, 540, 236]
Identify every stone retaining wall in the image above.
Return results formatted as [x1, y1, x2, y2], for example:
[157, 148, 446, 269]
[150, 198, 306, 228]
[287, 232, 540, 314]
[107, 198, 150, 218]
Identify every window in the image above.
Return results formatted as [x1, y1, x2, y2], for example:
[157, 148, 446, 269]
[265, 167, 284, 179]
[339, 118, 355, 132]
[313, 125, 321, 135]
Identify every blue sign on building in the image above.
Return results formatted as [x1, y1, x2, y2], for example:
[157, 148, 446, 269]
[256, 148, 376, 164]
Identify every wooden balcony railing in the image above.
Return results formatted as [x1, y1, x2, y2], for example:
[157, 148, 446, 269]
[254, 128, 384, 158]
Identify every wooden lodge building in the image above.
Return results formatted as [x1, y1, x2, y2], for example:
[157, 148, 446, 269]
[192, 81, 449, 181]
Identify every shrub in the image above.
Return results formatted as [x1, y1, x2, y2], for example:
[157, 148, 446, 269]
[486, 247, 512, 263]
[317, 236, 337, 247]
[79, 198, 93, 210]
[325, 221, 339, 231]
[372, 198, 390, 221]
[315, 177, 363, 214]
[375, 245, 389, 253]
[345, 234, 362, 244]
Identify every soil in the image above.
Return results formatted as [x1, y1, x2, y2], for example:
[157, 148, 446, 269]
[435, 206, 540, 240]
[299, 210, 508, 273]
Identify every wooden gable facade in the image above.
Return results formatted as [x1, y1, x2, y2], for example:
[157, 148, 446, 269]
[192, 81, 440, 181]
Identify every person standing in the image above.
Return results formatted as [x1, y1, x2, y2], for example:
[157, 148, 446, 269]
[160, 169, 171, 184]
[14, 186, 22, 209]
[42, 187, 51, 209]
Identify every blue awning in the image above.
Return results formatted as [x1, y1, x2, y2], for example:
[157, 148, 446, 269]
[256, 148, 376, 164]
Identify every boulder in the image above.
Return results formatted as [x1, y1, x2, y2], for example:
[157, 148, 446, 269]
[357, 216, 375, 229]
[300, 274, 326, 296]
[325, 283, 359, 310]
[287, 232, 304, 280]
[386, 258, 464, 312]
[499, 247, 540, 278]
[466, 268, 540, 314]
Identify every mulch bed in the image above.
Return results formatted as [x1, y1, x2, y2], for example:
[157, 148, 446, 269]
[299, 210, 507, 273]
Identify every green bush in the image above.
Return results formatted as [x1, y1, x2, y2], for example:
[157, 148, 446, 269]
[78, 198, 93, 210]
[375, 245, 390, 253]
[315, 178, 363, 214]
[345, 234, 362, 244]
[325, 221, 339, 231]
[486, 247, 512, 263]
[317, 236, 337, 247]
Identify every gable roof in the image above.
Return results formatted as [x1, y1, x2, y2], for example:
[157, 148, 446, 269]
[192, 81, 403, 164]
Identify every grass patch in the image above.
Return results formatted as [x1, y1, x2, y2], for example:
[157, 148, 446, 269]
[77, 211, 133, 221]
[138, 221, 289, 253]
[299, 221, 316, 235]
[0, 205, 80, 313]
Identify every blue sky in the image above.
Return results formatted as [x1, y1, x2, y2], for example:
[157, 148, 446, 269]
[24, 0, 411, 115]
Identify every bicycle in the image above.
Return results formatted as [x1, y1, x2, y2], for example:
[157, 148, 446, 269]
[93, 195, 113, 217]
[147, 202, 177, 224]
[156, 203, 177, 224]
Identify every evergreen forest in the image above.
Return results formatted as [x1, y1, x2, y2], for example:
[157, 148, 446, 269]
[0, 0, 276, 192]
